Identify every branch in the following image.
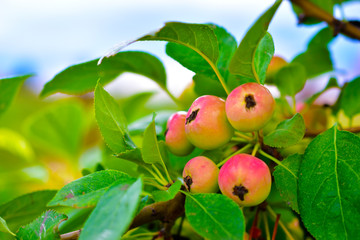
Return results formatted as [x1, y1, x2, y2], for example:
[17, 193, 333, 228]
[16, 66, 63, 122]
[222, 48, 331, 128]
[130, 191, 186, 230]
[59, 191, 186, 240]
[291, 0, 360, 40]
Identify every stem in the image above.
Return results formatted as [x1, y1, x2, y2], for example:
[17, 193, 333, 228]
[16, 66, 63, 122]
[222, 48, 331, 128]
[208, 61, 230, 95]
[291, 0, 360, 40]
[176, 215, 185, 236]
[231, 137, 250, 143]
[263, 212, 271, 240]
[266, 206, 295, 240]
[152, 164, 169, 184]
[144, 181, 166, 190]
[142, 165, 168, 185]
[249, 207, 260, 240]
[235, 131, 254, 141]
[252, 143, 260, 156]
[217, 143, 253, 167]
[259, 149, 297, 179]
[159, 161, 172, 184]
[271, 214, 281, 240]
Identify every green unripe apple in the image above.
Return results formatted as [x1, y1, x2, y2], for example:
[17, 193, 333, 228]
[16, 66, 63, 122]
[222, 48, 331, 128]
[182, 156, 219, 193]
[225, 83, 275, 132]
[165, 111, 194, 156]
[185, 95, 234, 150]
[218, 153, 271, 207]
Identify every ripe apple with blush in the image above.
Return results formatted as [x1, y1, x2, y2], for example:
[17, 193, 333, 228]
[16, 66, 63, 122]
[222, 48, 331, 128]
[185, 95, 234, 150]
[225, 82, 275, 132]
[182, 156, 219, 193]
[218, 153, 271, 207]
[165, 111, 194, 156]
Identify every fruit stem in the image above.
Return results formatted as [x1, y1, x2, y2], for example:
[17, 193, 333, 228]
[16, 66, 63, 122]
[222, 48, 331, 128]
[263, 212, 271, 240]
[252, 143, 260, 156]
[271, 214, 281, 240]
[258, 149, 297, 179]
[144, 181, 167, 190]
[217, 143, 253, 167]
[142, 165, 168, 185]
[266, 206, 295, 240]
[212, 65, 230, 95]
[235, 131, 254, 141]
[249, 207, 260, 240]
[152, 164, 170, 185]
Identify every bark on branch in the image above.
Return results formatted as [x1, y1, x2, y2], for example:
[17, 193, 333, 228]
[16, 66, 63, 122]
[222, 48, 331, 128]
[60, 191, 186, 240]
[291, 0, 360, 40]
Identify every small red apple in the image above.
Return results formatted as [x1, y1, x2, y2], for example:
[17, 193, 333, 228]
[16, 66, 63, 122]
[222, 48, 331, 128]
[225, 83, 275, 132]
[218, 153, 271, 207]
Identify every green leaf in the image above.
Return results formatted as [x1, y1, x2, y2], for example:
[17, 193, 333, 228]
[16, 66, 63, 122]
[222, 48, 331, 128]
[292, 48, 333, 79]
[141, 118, 165, 164]
[79, 178, 143, 240]
[0, 129, 35, 172]
[152, 181, 181, 202]
[229, 0, 282, 82]
[308, 27, 334, 49]
[40, 51, 166, 97]
[47, 170, 133, 208]
[292, 27, 334, 78]
[273, 154, 302, 213]
[274, 63, 307, 97]
[140, 22, 219, 66]
[128, 111, 173, 136]
[185, 193, 245, 240]
[166, 43, 214, 78]
[254, 32, 275, 84]
[0, 190, 57, 233]
[264, 113, 306, 148]
[95, 83, 137, 153]
[16, 210, 67, 240]
[0, 75, 31, 116]
[24, 100, 86, 157]
[339, 76, 360, 118]
[298, 126, 360, 239]
[165, 24, 237, 79]
[193, 74, 227, 98]
[0, 217, 15, 236]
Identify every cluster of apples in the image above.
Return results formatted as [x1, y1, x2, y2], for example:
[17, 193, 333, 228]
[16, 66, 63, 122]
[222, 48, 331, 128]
[165, 82, 275, 207]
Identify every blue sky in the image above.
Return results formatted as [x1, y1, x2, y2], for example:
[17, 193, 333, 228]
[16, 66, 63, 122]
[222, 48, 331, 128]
[1, 0, 359, 97]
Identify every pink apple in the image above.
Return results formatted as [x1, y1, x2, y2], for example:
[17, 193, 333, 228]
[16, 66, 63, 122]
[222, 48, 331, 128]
[225, 83, 275, 132]
[218, 153, 271, 207]
[183, 156, 219, 193]
[185, 95, 234, 150]
[165, 111, 194, 156]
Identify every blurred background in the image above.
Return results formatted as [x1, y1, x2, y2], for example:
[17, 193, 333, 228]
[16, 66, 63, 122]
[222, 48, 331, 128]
[1, 0, 360, 97]
[0, 0, 360, 203]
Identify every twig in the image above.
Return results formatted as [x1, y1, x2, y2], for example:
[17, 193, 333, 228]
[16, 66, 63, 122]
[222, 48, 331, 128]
[60, 191, 186, 240]
[271, 214, 281, 240]
[291, 0, 360, 40]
